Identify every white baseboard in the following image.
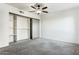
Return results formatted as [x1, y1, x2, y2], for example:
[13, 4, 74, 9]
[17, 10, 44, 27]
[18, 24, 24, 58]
[0, 43, 9, 48]
[40, 37, 79, 45]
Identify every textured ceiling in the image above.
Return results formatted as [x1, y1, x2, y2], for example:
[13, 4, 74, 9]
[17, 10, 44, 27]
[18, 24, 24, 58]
[7, 3, 79, 12]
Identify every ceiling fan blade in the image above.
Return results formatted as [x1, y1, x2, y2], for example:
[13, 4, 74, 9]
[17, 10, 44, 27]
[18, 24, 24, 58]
[42, 11, 48, 13]
[42, 6, 48, 10]
[31, 6, 36, 9]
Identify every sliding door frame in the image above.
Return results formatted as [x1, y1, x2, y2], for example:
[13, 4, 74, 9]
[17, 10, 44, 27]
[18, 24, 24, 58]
[9, 13, 17, 42]
[30, 18, 40, 40]
[13, 14, 17, 42]
[30, 18, 33, 40]
[9, 12, 40, 41]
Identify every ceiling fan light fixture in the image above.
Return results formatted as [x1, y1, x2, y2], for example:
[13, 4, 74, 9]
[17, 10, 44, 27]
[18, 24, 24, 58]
[36, 10, 42, 14]
[30, 3, 48, 15]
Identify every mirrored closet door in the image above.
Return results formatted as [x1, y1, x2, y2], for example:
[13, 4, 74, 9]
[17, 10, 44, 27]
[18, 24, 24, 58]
[17, 16, 30, 41]
[32, 19, 39, 39]
[9, 13, 30, 42]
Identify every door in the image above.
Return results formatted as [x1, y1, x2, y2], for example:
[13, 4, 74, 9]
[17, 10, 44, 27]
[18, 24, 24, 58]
[9, 13, 30, 42]
[32, 19, 39, 39]
[9, 14, 17, 42]
[17, 16, 30, 41]
[9, 14, 14, 42]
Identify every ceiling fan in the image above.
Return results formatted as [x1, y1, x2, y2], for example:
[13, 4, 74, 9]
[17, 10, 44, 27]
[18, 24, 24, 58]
[29, 3, 48, 15]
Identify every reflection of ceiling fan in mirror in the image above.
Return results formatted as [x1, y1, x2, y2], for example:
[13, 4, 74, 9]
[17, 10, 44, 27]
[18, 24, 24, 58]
[29, 3, 48, 15]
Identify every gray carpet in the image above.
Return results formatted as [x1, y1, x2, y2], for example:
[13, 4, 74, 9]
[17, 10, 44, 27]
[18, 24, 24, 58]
[0, 39, 79, 55]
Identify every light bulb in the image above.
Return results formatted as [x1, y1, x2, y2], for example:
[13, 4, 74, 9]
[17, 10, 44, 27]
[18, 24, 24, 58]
[36, 10, 41, 14]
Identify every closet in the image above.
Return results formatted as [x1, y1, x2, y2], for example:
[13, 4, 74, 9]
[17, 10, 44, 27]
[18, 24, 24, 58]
[9, 13, 39, 42]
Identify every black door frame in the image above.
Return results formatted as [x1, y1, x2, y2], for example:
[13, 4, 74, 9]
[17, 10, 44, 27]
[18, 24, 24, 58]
[30, 18, 33, 40]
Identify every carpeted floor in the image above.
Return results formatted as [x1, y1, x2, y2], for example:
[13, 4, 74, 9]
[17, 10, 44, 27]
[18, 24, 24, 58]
[0, 39, 79, 55]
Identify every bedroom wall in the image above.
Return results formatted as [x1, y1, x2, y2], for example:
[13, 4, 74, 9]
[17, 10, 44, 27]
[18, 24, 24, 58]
[0, 3, 40, 48]
[41, 7, 79, 44]
[0, 4, 9, 47]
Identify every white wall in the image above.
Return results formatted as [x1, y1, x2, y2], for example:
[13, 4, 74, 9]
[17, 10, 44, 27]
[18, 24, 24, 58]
[0, 3, 40, 48]
[0, 4, 9, 47]
[41, 7, 79, 44]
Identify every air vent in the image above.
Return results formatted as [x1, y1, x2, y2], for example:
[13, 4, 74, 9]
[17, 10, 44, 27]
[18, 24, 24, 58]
[19, 11, 24, 14]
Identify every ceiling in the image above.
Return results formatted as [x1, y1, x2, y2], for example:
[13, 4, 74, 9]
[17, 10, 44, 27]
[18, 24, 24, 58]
[7, 3, 79, 13]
